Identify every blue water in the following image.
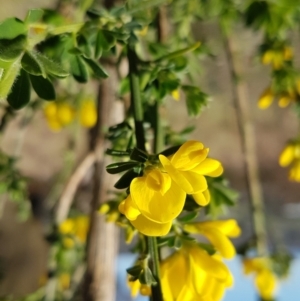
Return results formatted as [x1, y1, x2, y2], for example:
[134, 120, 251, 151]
[116, 253, 300, 301]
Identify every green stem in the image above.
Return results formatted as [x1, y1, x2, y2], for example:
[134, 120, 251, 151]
[153, 101, 164, 154]
[127, 45, 163, 301]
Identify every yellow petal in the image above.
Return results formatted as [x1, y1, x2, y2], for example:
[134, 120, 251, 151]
[255, 269, 276, 300]
[189, 247, 230, 281]
[131, 173, 186, 223]
[196, 219, 241, 238]
[120, 195, 141, 221]
[279, 145, 295, 167]
[159, 154, 194, 193]
[130, 214, 172, 236]
[262, 50, 274, 65]
[283, 46, 293, 61]
[193, 189, 210, 206]
[192, 158, 223, 176]
[161, 251, 189, 300]
[190, 226, 236, 259]
[171, 141, 208, 170]
[289, 160, 300, 182]
[145, 169, 171, 195]
[258, 87, 274, 109]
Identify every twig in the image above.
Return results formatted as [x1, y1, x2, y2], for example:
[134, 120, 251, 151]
[222, 27, 269, 256]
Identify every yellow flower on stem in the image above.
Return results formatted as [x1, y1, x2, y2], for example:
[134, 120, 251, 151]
[258, 87, 274, 109]
[243, 257, 277, 300]
[184, 219, 241, 259]
[159, 140, 223, 205]
[79, 98, 97, 128]
[279, 141, 300, 182]
[160, 243, 233, 301]
[119, 167, 186, 236]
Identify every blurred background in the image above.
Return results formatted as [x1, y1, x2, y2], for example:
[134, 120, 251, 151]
[0, 0, 299, 300]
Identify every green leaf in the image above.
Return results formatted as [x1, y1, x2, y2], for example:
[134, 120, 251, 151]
[25, 9, 44, 24]
[29, 74, 55, 100]
[35, 52, 69, 78]
[21, 51, 45, 76]
[83, 57, 108, 79]
[70, 55, 89, 83]
[182, 85, 209, 116]
[95, 30, 116, 58]
[7, 69, 30, 110]
[105, 149, 130, 157]
[106, 161, 141, 174]
[0, 18, 26, 40]
[114, 169, 142, 189]
[0, 60, 21, 100]
[126, 265, 142, 278]
[130, 148, 148, 162]
[0, 35, 26, 61]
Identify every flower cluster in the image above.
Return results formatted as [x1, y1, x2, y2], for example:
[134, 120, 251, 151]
[261, 46, 293, 70]
[119, 141, 223, 236]
[279, 140, 300, 182]
[243, 257, 277, 300]
[59, 215, 89, 248]
[44, 98, 97, 132]
[257, 81, 300, 109]
[160, 243, 234, 301]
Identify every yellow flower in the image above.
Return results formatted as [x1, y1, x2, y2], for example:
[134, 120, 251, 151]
[258, 87, 274, 109]
[59, 273, 71, 290]
[279, 141, 300, 182]
[171, 89, 180, 101]
[59, 216, 89, 243]
[127, 278, 151, 298]
[289, 160, 300, 182]
[79, 99, 97, 128]
[243, 257, 277, 300]
[119, 167, 186, 236]
[184, 219, 241, 259]
[278, 93, 293, 108]
[159, 141, 223, 204]
[44, 102, 74, 131]
[262, 47, 292, 70]
[160, 243, 233, 301]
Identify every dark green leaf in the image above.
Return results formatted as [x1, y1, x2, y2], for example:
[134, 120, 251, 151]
[106, 161, 141, 174]
[83, 57, 108, 79]
[7, 69, 30, 110]
[130, 148, 148, 162]
[35, 52, 68, 78]
[0, 35, 26, 61]
[21, 51, 45, 76]
[126, 265, 142, 277]
[70, 55, 89, 83]
[25, 9, 44, 24]
[0, 18, 26, 40]
[29, 74, 55, 100]
[105, 149, 130, 157]
[114, 169, 142, 189]
[245, 1, 270, 28]
[77, 35, 92, 58]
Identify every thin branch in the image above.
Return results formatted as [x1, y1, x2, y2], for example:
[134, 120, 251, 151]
[222, 27, 269, 257]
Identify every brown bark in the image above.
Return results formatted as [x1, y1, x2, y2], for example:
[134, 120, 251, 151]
[83, 62, 121, 301]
